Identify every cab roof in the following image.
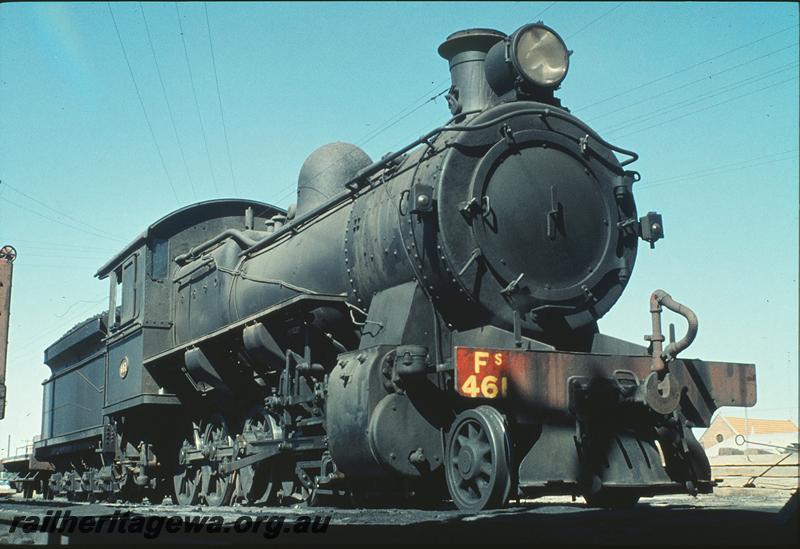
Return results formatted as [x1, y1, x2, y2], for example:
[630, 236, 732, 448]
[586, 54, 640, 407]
[95, 198, 284, 279]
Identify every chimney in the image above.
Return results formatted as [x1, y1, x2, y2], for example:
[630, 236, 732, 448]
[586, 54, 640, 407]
[437, 28, 507, 115]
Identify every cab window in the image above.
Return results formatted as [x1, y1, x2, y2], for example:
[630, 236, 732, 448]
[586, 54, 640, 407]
[120, 256, 137, 324]
[108, 255, 139, 330]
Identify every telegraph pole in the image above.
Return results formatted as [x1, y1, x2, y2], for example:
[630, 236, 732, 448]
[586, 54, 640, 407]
[0, 244, 17, 420]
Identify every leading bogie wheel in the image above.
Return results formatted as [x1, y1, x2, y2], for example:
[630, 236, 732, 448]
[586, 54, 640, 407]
[445, 405, 513, 511]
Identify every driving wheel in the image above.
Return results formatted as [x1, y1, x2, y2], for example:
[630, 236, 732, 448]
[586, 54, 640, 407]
[173, 424, 202, 506]
[238, 409, 279, 505]
[200, 415, 235, 506]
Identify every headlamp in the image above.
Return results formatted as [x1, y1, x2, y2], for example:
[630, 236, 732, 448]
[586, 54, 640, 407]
[511, 24, 569, 89]
[484, 23, 570, 97]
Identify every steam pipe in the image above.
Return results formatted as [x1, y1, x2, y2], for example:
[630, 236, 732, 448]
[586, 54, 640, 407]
[175, 229, 260, 265]
[649, 289, 699, 373]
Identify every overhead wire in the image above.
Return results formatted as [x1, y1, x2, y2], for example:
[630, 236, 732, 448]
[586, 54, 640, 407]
[140, 2, 198, 201]
[14, 252, 109, 260]
[204, 2, 239, 196]
[575, 23, 800, 112]
[257, 3, 625, 212]
[107, 2, 180, 205]
[7, 295, 108, 363]
[636, 151, 798, 191]
[531, 2, 557, 22]
[611, 74, 797, 140]
[1, 193, 125, 243]
[54, 297, 110, 319]
[261, 2, 636, 211]
[356, 80, 450, 148]
[262, 82, 451, 208]
[0, 179, 125, 241]
[601, 61, 799, 135]
[175, 1, 219, 195]
[565, 2, 623, 40]
[585, 42, 799, 125]
[9, 240, 112, 253]
[259, 3, 630, 210]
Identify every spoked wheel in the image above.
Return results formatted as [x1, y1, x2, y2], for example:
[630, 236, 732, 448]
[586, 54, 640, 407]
[445, 406, 513, 511]
[173, 426, 202, 506]
[238, 410, 279, 505]
[0, 245, 17, 263]
[200, 415, 235, 507]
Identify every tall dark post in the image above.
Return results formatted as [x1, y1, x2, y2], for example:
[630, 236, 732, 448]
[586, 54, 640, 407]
[0, 244, 17, 420]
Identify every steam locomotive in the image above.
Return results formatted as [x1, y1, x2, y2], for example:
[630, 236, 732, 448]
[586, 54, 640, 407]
[6, 23, 756, 510]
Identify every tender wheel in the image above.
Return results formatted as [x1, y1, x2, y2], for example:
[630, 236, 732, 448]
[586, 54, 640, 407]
[238, 410, 278, 505]
[200, 415, 235, 507]
[583, 489, 640, 508]
[173, 426, 202, 506]
[445, 406, 513, 511]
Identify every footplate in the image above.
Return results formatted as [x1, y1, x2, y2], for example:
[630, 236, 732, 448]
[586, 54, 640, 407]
[454, 347, 755, 427]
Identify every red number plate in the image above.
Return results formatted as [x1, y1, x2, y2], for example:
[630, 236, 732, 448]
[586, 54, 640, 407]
[454, 347, 510, 399]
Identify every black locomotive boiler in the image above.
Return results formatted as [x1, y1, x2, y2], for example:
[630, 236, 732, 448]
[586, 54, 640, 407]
[10, 23, 756, 511]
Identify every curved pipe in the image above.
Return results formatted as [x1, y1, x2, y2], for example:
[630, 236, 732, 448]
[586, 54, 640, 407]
[650, 289, 699, 373]
[175, 229, 260, 265]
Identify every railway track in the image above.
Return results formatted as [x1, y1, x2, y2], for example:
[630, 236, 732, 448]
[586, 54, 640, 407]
[0, 492, 795, 544]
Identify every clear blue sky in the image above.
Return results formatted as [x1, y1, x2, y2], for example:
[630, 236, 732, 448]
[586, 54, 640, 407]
[0, 2, 797, 455]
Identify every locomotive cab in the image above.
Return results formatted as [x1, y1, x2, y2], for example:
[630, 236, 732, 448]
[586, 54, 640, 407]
[94, 199, 283, 414]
